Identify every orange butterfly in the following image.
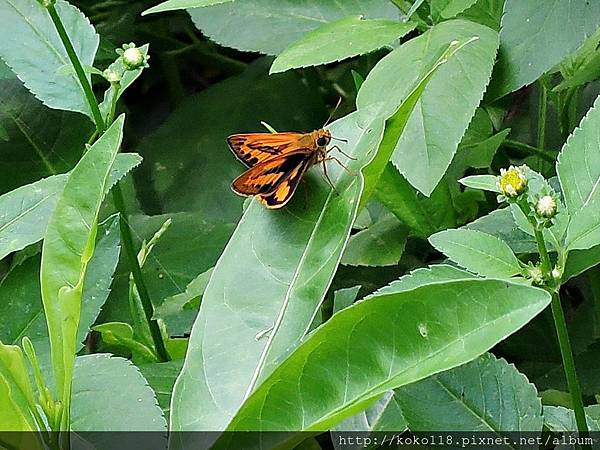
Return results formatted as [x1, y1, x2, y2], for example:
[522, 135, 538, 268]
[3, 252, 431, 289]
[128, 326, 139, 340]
[227, 128, 352, 209]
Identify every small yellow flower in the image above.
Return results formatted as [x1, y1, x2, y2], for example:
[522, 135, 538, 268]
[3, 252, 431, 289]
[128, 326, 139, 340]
[536, 195, 557, 218]
[497, 165, 528, 198]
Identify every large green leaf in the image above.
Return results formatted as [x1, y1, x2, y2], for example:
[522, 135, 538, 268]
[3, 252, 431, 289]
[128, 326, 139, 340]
[71, 354, 166, 447]
[169, 111, 384, 438]
[0, 174, 66, 260]
[0, 342, 39, 432]
[396, 353, 542, 431]
[142, 0, 233, 15]
[429, 228, 523, 278]
[0, 0, 99, 117]
[216, 279, 550, 448]
[557, 95, 600, 215]
[188, 0, 398, 55]
[0, 79, 92, 194]
[40, 115, 124, 426]
[557, 96, 600, 250]
[489, 0, 600, 99]
[270, 17, 415, 74]
[357, 19, 498, 195]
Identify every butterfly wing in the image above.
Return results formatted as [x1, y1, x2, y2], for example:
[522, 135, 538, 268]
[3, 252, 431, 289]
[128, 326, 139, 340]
[227, 132, 305, 168]
[231, 150, 314, 208]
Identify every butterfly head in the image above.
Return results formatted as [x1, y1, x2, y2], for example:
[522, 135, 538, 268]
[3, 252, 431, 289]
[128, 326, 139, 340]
[315, 129, 332, 149]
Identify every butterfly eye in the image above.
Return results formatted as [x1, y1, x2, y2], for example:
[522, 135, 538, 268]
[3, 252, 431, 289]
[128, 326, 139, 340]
[317, 136, 329, 147]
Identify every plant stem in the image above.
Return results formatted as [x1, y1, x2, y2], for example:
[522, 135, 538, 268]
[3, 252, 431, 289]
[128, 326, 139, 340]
[46, 4, 105, 133]
[537, 81, 547, 151]
[533, 227, 589, 441]
[503, 139, 556, 164]
[550, 291, 589, 440]
[111, 185, 169, 362]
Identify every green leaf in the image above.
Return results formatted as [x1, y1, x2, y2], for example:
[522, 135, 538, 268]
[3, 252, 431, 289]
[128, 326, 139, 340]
[358, 20, 499, 195]
[0, 152, 139, 261]
[170, 110, 384, 436]
[154, 268, 212, 336]
[331, 391, 407, 448]
[216, 279, 550, 447]
[488, 0, 600, 99]
[0, 0, 99, 117]
[40, 115, 124, 422]
[564, 245, 600, 281]
[0, 174, 67, 260]
[0, 79, 92, 193]
[464, 208, 538, 254]
[459, 174, 500, 192]
[557, 95, 600, 215]
[187, 0, 398, 55]
[332, 285, 361, 314]
[437, 0, 479, 19]
[71, 354, 166, 434]
[457, 0, 504, 31]
[93, 322, 158, 363]
[543, 405, 600, 432]
[142, 0, 233, 15]
[396, 353, 542, 431]
[429, 229, 523, 278]
[566, 209, 600, 251]
[0, 342, 39, 432]
[374, 164, 457, 237]
[270, 17, 415, 74]
[139, 360, 183, 421]
[341, 214, 407, 267]
[359, 38, 473, 208]
[371, 264, 477, 297]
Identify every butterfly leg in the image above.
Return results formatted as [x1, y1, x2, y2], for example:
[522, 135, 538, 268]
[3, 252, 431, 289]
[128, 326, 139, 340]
[330, 144, 356, 160]
[323, 156, 356, 176]
[321, 159, 340, 196]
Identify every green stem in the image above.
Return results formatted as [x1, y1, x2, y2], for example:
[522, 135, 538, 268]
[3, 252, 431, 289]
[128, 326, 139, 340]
[503, 139, 556, 164]
[537, 80, 547, 151]
[550, 292, 589, 440]
[46, 4, 105, 133]
[111, 184, 169, 362]
[533, 227, 589, 441]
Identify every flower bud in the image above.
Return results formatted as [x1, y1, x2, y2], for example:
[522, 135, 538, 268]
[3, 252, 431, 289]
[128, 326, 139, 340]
[103, 68, 121, 83]
[527, 264, 544, 285]
[535, 195, 557, 219]
[497, 165, 528, 198]
[552, 266, 562, 282]
[117, 43, 149, 70]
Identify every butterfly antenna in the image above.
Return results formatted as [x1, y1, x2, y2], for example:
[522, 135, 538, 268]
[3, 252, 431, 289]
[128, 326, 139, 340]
[323, 97, 343, 128]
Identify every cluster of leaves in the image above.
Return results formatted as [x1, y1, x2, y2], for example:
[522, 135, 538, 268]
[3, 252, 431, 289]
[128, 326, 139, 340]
[1, 0, 600, 448]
